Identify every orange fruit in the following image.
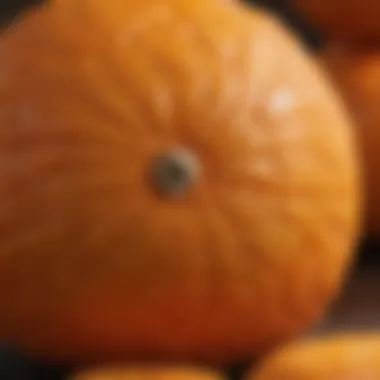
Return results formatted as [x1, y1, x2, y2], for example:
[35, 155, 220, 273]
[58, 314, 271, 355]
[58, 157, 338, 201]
[252, 331, 380, 379]
[319, 44, 380, 236]
[291, 0, 380, 44]
[69, 365, 226, 380]
[0, 0, 359, 365]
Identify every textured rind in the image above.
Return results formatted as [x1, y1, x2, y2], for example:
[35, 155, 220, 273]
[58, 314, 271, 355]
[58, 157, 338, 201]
[253, 332, 380, 379]
[319, 44, 379, 236]
[70, 366, 226, 380]
[0, 0, 360, 364]
[292, 0, 380, 43]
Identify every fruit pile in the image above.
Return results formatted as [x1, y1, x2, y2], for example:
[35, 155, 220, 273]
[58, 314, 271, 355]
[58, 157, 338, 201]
[291, 0, 380, 237]
[0, 0, 364, 379]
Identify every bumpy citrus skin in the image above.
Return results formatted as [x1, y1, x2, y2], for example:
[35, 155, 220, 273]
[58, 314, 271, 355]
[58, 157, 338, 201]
[319, 45, 379, 237]
[291, 0, 380, 44]
[70, 366, 225, 380]
[253, 332, 380, 380]
[0, 0, 359, 364]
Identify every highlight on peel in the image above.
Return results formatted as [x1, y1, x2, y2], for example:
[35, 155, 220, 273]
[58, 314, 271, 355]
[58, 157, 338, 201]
[69, 365, 226, 380]
[291, 0, 380, 43]
[252, 331, 380, 379]
[319, 44, 379, 237]
[0, 0, 360, 364]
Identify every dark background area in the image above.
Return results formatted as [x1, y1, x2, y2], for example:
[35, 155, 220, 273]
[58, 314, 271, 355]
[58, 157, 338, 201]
[0, 0, 378, 379]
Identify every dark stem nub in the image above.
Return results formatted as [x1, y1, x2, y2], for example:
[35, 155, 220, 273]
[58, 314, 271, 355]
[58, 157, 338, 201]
[150, 148, 200, 198]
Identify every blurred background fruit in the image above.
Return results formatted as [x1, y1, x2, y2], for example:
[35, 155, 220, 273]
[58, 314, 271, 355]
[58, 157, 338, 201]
[290, 0, 380, 45]
[252, 331, 380, 379]
[69, 366, 226, 380]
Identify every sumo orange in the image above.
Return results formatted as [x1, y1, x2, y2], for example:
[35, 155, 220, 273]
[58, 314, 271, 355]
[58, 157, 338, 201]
[0, 0, 360, 365]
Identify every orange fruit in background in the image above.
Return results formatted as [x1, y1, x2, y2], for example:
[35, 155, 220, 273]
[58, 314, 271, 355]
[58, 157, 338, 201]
[319, 44, 380, 237]
[291, 0, 380, 44]
[69, 365, 226, 380]
[252, 331, 380, 379]
[0, 0, 359, 365]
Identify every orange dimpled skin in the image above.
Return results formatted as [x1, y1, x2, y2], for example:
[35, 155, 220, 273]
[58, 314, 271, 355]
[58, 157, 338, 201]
[69, 366, 226, 380]
[253, 332, 380, 380]
[320, 45, 380, 237]
[291, 0, 380, 44]
[0, 0, 360, 364]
